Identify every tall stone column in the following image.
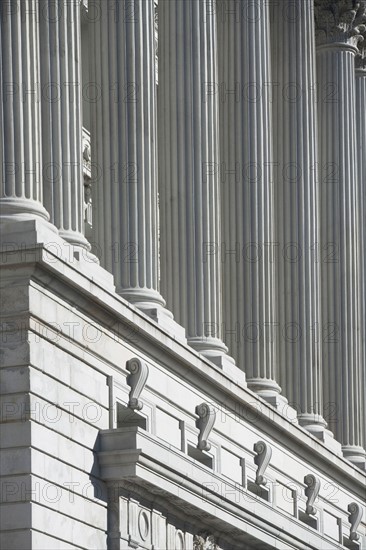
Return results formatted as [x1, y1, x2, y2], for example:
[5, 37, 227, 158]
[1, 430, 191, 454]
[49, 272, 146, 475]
[270, 1, 331, 438]
[0, 0, 49, 224]
[355, 36, 366, 454]
[90, 0, 184, 337]
[158, 0, 238, 373]
[217, 0, 284, 403]
[315, 0, 366, 468]
[39, 0, 89, 250]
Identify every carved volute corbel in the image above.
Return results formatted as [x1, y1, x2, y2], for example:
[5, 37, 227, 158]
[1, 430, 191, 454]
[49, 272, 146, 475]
[253, 441, 272, 486]
[126, 358, 149, 411]
[195, 403, 216, 452]
[348, 502, 363, 541]
[304, 474, 321, 516]
[314, 0, 366, 49]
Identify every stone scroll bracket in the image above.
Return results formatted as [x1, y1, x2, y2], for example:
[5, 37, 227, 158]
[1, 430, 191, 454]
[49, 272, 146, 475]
[195, 403, 216, 452]
[126, 357, 149, 411]
[304, 474, 321, 516]
[253, 441, 272, 486]
[348, 502, 363, 541]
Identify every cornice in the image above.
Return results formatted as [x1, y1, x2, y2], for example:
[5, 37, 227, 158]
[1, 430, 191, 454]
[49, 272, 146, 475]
[97, 427, 365, 550]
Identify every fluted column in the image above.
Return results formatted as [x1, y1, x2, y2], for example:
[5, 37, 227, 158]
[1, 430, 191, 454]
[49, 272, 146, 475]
[271, 1, 329, 436]
[159, 0, 240, 368]
[315, 0, 366, 467]
[90, 0, 183, 336]
[39, 0, 89, 250]
[355, 37, 366, 454]
[158, 0, 236, 369]
[217, 0, 282, 401]
[0, 0, 49, 223]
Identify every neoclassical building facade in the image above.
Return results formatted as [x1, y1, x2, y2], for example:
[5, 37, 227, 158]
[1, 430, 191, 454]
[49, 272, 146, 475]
[0, 0, 365, 548]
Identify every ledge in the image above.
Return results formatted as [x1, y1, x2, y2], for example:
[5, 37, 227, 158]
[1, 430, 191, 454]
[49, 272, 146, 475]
[0, 239, 365, 502]
[97, 427, 346, 550]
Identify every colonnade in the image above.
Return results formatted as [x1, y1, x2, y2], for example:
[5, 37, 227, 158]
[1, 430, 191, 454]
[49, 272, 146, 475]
[0, 0, 365, 467]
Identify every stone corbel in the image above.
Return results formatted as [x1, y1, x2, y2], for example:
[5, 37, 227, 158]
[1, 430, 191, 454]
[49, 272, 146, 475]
[195, 403, 216, 452]
[348, 502, 363, 541]
[126, 358, 149, 411]
[304, 474, 320, 516]
[253, 441, 272, 486]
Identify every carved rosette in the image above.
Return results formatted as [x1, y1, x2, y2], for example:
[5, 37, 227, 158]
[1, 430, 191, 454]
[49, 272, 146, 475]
[314, 0, 366, 49]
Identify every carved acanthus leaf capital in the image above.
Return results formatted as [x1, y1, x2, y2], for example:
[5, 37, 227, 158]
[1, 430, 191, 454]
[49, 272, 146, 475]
[193, 534, 218, 550]
[356, 29, 366, 67]
[315, 0, 366, 49]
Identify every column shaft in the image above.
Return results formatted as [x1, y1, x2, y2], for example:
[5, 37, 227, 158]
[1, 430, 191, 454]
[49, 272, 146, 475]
[315, 0, 366, 467]
[218, 0, 280, 398]
[90, 0, 182, 334]
[0, 0, 48, 222]
[271, 0, 326, 433]
[39, 0, 88, 249]
[158, 0, 233, 365]
[355, 44, 366, 453]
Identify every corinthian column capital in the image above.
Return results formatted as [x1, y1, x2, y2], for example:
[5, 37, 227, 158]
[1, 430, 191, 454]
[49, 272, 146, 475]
[314, 0, 366, 49]
[356, 29, 366, 68]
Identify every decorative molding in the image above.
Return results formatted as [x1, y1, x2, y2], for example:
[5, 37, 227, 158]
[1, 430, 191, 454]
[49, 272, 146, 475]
[82, 128, 92, 228]
[138, 509, 149, 541]
[126, 358, 149, 411]
[82, 128, 91, 179]
[195, 403, 216, 452]
[304, 474, 320, 516]
[314, 0, 366, 48]
[154, 0, 158, 84]
[356, 29, 366, 68]
[175, 529, 185, 550]
[253, 441, 272, 486]
[347, 502, 363, 541]
[193, 534, 218, 550]
[97, 426, 365, 549]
